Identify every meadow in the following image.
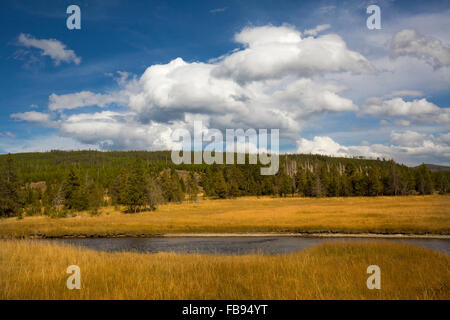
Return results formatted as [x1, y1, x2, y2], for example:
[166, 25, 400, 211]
[0, 240, 448, 299]
[0, 195, 449, 237]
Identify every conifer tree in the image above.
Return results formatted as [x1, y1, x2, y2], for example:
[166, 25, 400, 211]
[415, 164, 434, 195]
[122, 160, 147, 213]
[110, 169, 128, 205]
[434, 170, 448, 194]
[170, 169, 185, 202]
[63, 167, 83, 210]
[86, 182, 103, 214]
[213, 170, 228, 199]
[0, 154, 21, 217]
[366, 166, 383, 196]
[295, 169, 306, 196]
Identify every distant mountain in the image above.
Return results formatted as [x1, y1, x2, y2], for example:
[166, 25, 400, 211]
[415, 164, 450, 172]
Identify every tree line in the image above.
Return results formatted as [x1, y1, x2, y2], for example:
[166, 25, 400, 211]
[0, 151, 448, 218]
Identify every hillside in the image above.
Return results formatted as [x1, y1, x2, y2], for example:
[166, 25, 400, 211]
[418, 164, 450, 172]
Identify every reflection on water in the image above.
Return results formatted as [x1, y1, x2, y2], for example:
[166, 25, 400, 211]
[42, 237, 450, 255]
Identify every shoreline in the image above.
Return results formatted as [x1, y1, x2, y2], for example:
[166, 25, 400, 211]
[2, 232, 449, 240]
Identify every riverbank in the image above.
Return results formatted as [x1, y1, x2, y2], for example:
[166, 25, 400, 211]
[1, 196, 449, 237]
[3, 232, 450, 240]
[1, 240, 448, 299]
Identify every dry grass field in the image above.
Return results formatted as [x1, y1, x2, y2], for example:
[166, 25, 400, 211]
[0, 240, 448, 300]
[0, 195, 449, 237]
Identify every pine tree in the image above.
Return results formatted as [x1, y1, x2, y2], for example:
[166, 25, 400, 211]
[279, 173, 292, 197]
[0, 154, 21, 217]
[387, 163, 400, 195]
[351, 168, 364, 196]
[434, 170, 448, 194]
[328, 165, 340, 197]
[170, 169, 185, 202]
[319, 164, 331, 196]
[415, 164, 433, 195]
[225, 167, 242, 198]
[63, 167, 85, 210]
[86, 182, 103, 215]
[366, 166, 383, 196]
[213, 170, 228, 199]
[110, 169, 127, 205]
[201, 167, 214, 197]
[295, 169, 306, 196]
[123, 160, 147, 213]
[304, 170, 314, 197]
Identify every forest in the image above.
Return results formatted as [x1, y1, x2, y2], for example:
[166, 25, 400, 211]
[0, 150, 448, 218]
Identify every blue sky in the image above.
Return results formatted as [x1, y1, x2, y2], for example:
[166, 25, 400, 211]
[0, 0, 449, 165]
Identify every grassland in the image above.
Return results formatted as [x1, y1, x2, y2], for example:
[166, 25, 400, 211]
[0, 195, 449, 237]
[0, 240, 448, 299]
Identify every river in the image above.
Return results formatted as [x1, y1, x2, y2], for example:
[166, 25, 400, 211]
[41, 236, 450, 255]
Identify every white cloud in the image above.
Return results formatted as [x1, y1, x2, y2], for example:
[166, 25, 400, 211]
[296, 136, 350, 157]
[127, 58, 358, 138]
[58, 110, 188, 150]
[212, 25, 375, 83]
[17, 33, 81, 66]
[296, 131, 450, 166]
[390, 130, 433, 147]
[10, 111, 53, 125]
[362, 97, 449, 124]
[9, 25, 373, 152]
[49, 91, 127, 111]
[13, 24, 448, 166]
[304, 24, 331, 36]
[390, 29, 450, 69]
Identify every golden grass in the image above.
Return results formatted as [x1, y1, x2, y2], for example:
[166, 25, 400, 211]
[0, 196, 450, 236]
[0, 195, 449, 236]
[0, 240, 448, 299]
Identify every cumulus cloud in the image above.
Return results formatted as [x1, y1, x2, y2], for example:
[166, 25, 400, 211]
[58, 111, 187, 150]
[296, 131, 450, 166]
[304, 24, 331, 36]
[296, 136, 350, 157]
[390, 29, 450, 69]
[212, 25, 375, 82]
[362, 97, 449, 124]
[390, 130, 433, 147]
[17, 33, 81, 65]
[128, 59, 358, 136]
[12, 25, 373, 152]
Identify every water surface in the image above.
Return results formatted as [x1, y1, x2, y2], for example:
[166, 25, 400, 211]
[43, 237, 450, 255]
